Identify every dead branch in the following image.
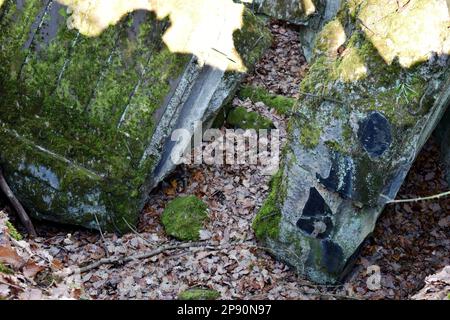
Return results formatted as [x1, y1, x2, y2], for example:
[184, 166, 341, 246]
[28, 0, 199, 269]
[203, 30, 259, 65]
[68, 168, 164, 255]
[68, 240, 274, 276]
[0, 169, 37, 238]
[0, 278, 24, 291]
[381, 190, 450, 204]
[93, 212, 110, 258]
[122, 217, 153, 246]
[70, 241, 211, 275]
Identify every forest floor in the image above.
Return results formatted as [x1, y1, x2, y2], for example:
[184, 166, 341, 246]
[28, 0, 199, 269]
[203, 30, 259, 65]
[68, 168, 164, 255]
[0, 21, 449, 300]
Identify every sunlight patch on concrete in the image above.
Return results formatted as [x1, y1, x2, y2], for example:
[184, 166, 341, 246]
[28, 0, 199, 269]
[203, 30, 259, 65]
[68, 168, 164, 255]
[338, 47, 367, 82]
[358, 0, 450, 68]
[58, 0, 150, 35]
[302, 0, 316, 16]
[57, 0, 247, 72]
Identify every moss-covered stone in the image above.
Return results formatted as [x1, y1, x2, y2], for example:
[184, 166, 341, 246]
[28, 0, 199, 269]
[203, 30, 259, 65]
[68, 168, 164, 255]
[238, 85, 296, 115]
[178, 288, 220, 300]
[227, 106, 274, 130]
[161, 196, 208, 241]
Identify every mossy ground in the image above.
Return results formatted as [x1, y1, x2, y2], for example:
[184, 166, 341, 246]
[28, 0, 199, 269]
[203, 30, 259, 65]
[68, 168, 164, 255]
[0, 262, 13, 274]
[161, 196, 208, 241]
[227, 106, 274, 130]
[238, 85, 296, 115]
[6, 220, 22, 241]
[178, 288, 220, 300]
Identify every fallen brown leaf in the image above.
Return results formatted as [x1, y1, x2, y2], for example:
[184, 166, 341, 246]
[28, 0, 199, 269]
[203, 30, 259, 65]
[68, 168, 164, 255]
[0, 245, 25, 269]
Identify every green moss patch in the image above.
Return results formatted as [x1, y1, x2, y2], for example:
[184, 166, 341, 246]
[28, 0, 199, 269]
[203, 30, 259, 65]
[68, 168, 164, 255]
[253, 169, 285, 241]
[227, 106, 274, 130]
[299, 122, 322, 150]
[238, 85, 296, 115]
[6, 221, 22, 241]
[161, 196, 208, 241]
[0, 262, 13, 275]
[178, 288, 220, 300]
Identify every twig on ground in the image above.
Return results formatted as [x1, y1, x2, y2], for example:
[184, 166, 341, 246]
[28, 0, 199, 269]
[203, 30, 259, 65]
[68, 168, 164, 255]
[0, 169, 37, 238]
[93, 212, 109, 258]
[0, 278, 24, 290]
[381, 190, 450, 204]
[122, 217, 153, 246]
[69, 241, 211, 275]
[69, 240, 275, 276]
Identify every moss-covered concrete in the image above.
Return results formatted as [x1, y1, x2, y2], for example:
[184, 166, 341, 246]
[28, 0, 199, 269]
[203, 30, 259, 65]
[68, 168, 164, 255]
[0, 3, 270, 232]
[227, 106, 274, 130]
[298, 121, 321, 150]
[0, 2, 189, 231]
[291, 0, 442, 205]
[161, 196, 208, 241]
[232, 8, 272, 72]
[246, 0, 316, 24]
[434, 107, 450, 185]
[254, 0, 450, 284]
[178, 288, 220, 300]
[253, 168, 286, 241]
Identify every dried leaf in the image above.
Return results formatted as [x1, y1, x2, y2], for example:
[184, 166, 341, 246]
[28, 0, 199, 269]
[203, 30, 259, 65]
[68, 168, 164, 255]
[0, 245, 25, 269]
[23, 261, 44, 279]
